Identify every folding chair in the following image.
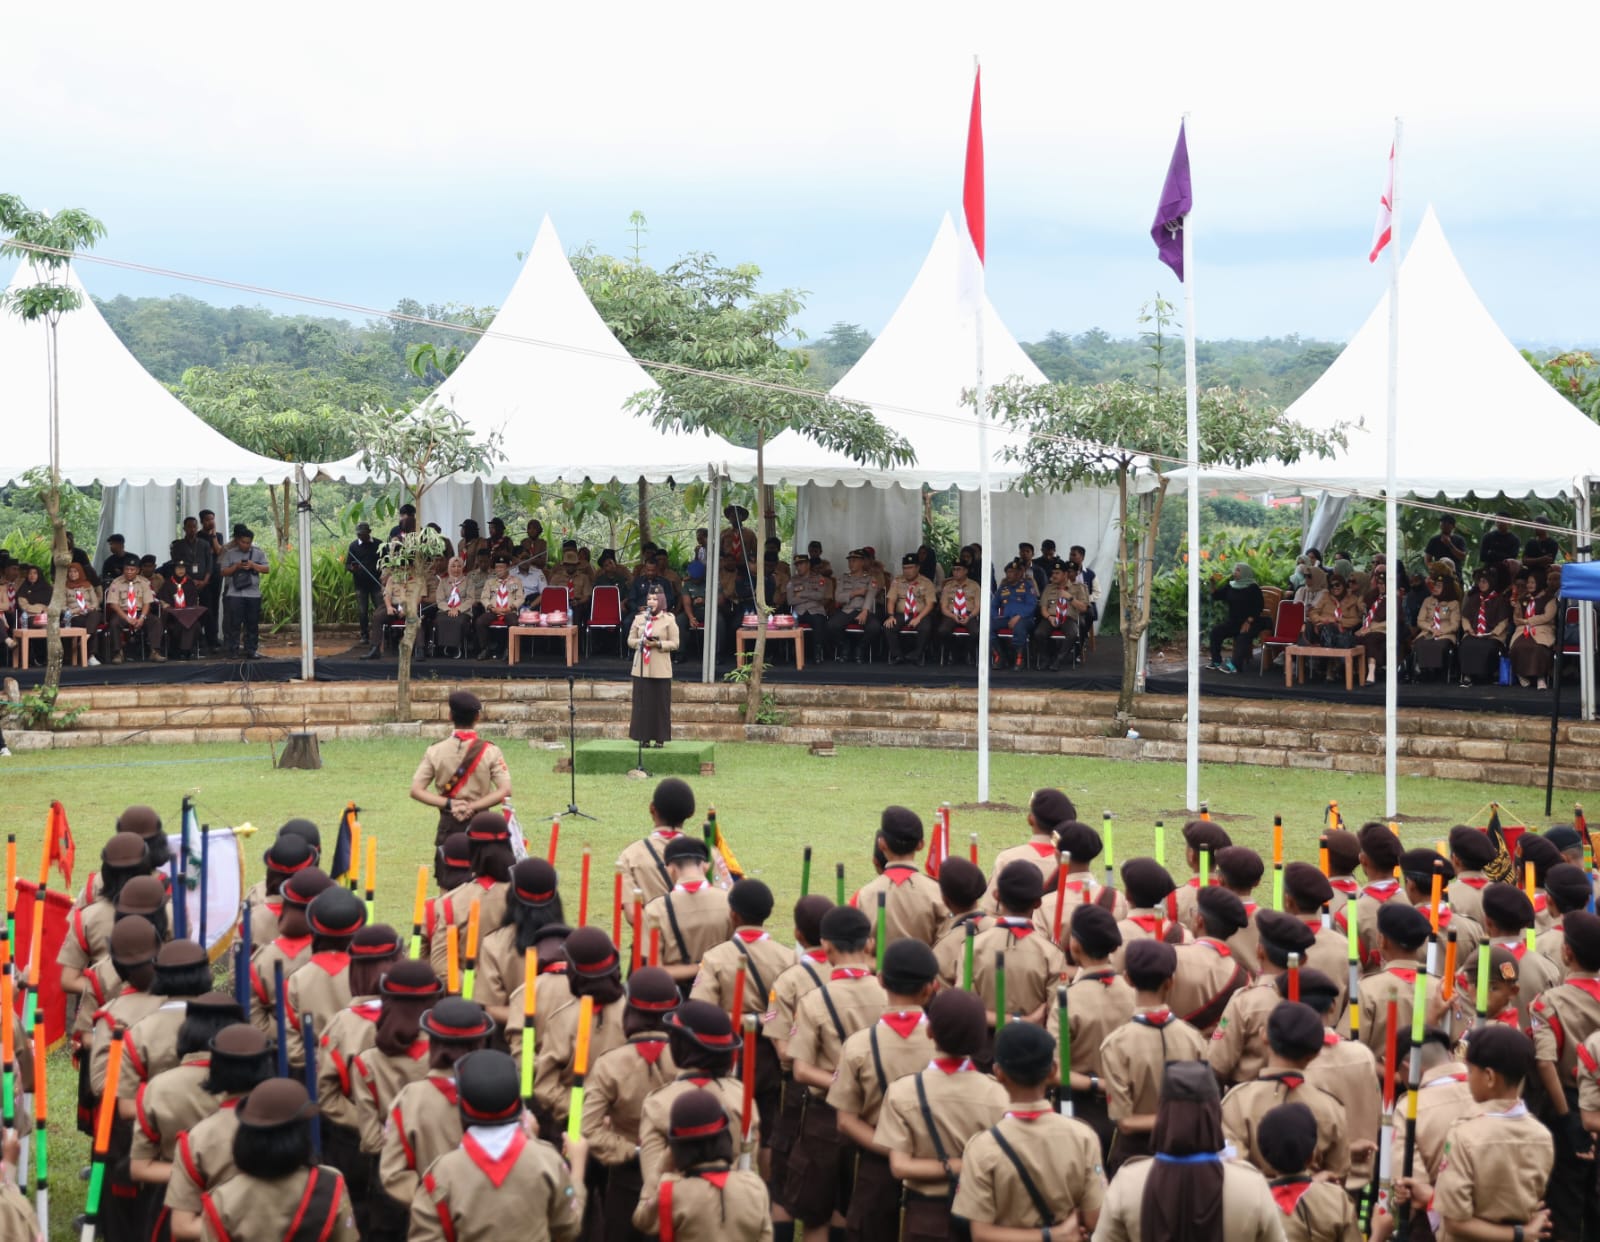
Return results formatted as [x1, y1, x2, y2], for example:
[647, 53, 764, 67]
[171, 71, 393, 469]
[1257, 600, 1307, 676]
[586, 585, 623, 659]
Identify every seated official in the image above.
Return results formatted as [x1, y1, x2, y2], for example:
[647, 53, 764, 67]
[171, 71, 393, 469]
[519, 518, 548, 570]
[156, 561, 206, 659]
[475, 556, 524, 656]
[376, 566, 427, 654]
[992, 558, 1039, 669]
[884, 553, 936, 665]
[58, 562, 101, 634]
[826, 548, 881, 662]
[1034, 561, 1090, 670]
[1410, 567, 1461, 676]
[785, 554, 831, 652]
[513, 548, 547, 603]
[433, 557, 475, 656]
[1304, 573, 1361, 681]
[932, 559, 981, 662]
[1508, 567, 1557, 690]
[592, 549, 631, 593]
[1207, 563, 1264, 674]
[1356, 563, 1395, 685]
[546, 548, 593, 625]
[681, 560, 708, 636]
[1459, 566, 1511, 687]
[103, 559, 162, 664]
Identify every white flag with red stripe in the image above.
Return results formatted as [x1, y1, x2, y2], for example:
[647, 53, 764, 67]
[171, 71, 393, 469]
[957, 63, 985, 314]
[1369, 144, 1395, 263]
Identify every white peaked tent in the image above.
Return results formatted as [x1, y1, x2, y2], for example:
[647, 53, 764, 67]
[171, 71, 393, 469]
[0, 262, 294, 561]
[1242, 208, 1600, 499]
[321, 215, 751, 542]
[765, 215, 1118, 571]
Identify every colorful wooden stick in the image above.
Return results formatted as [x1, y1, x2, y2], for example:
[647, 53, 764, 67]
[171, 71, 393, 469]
[729, 968, 746, 1031]
[32, 1007, 46, 1236]
[631, 889, 644, 975]
[874, 891, 887, 973]
[800, 847, 812, 899]
[1287, 952, 1300, 1002]
[1475, 942, 1490, 1029]
[1376, 998, 1399, 1219]
[1441, 928, 1459, 1035]
[80, 1024, 124, 1242]
[1347, 896, 1361, 1041]
[1154, 820, 1165, 868]
[302, 1013, 322, 1160]
[520, 948, 538, 1107]
[1199, 844, 1211, 889]
[969, 832, 979, 865]
[273, 959, 289, 1078]
[1524, 861, 1538, 952]
[612, 865, 624, 946]
[1318, 833, 1330, 878]
[1052, 852, 1071, 944]
[648, 928, 660, 967]
[199, 823, 211, 949]
[994, 951, 1007, 1026]
[1102, 812, 1115, 893]
[364, 833, 377, 921]
[347, 816, 361, 898]
[566, 996, 594, 1143]
[1, 961, 13, 1148]
[548, 818, 561, 866]
[462, 902, 482, 1001]
[1395, 962, 1429, 1236]
[835, 863, 845, 906]
[963, 922, 975, 992]
[738, 1015, 757, 1170]
[446, 925, 460, 996]
[409, 866, 428, 960]
[578, 848, 591, 927]
[1056, 985, 1071, 1117]
[1272, 816, 1285, 910]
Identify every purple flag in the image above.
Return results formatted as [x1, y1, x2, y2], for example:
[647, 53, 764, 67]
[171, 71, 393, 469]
[1151, 121, 1192, 281]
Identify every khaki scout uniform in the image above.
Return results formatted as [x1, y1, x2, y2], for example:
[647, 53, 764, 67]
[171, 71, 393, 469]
[1169, 939, 1251, 1035]
[760, 950, 827, 1208]
[352, 1038, 431, 1154]
[201, 1165, 359, 1242]
[937, 578, 981, 628]
[852, 863, 949, 947]
[131, 1051, 219, 1166]
[1100, 1009, 1207, 1168]
[642, 882, 730, 970]
[379, 1071, 463, 1212]
[89, 986, 165, 1095]
[1351, 879, 1405, 974]
[1221, 1069, 1351, 1181]
[248, 932, 314, 1035]
[412, 1126, 588, 1242]
[1537, 921, 1572, 976]
[952, 1109, 1107, 1231]
[1414, 1062, 1475, 1181]
[1304, 1031, 1380, 1193]
[1449, 873, 1491, 926]
[988, 839, 1059, 907]
[59, 898, 116, 974]
[477, 572, 525, 617]
[284, 950, 351, 1069]
[1225, 900, 1264, 970]
[1431, 1099, 1555, 1240]
[690, 929, 795, 1020]
[429, 878, 509, 978]
[119, 1001, 192, 1102]
[647, 1166, 772, 1242]
[616, 829, 693, 909]
[873, 1061, 1007, 1234]
[1037, 580, 1090, 648]
[1530, 971, 1600, 1090]
[317, 998, 381, 1134]
[971, 919, 1068, 1020]
[636, 1073, 753, 1214]
[74, 955, 124, 1044]
[1295, 917, 1353, 1026]
[934, 912, 993, 988]
[1427, 906, 1484, 977]
[412, 731, 511, 866]
[474, 924, 527, 1016]
[1357, 963, 1443, 1068]
[827, 1009, 935, 1239]
[1053, 966, 1137, 1153]
[505, 970, 572, 1062]
[883, 573, 935, 649]
[1263, 1177, 1362, 1242]
[105, 576, 159, 658]
[1110, 909, 1192, 973]
[245, 896, 283, 958]
[1208, 976, 1282, 1086]
[1033, 877, 1129, 944]
[582, 1032, 675, 1236]
[164, 1100, 241, 1222]
[531, 991, 626, 1125]
[1490, 937, 1563, 1004]
[1093, 1157, 1283, 1242]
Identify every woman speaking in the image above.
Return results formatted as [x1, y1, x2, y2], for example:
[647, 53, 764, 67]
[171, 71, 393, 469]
[628, 586, 679, 747]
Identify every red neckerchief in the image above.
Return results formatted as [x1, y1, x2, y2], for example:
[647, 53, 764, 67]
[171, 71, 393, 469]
[1263, 1070, 1306, 1090]
[953, 588, 969, 622]
[654, 829, 683, 841]
[1458, 875, 1489, 890]
[1128, 914, 1164, 937]
[929, 1056, 973, 1075]
[1364, 598, 1381, 628]
[802, 949, 827, 965]
[879, 1010, 925, 1040]
[463, 1129, 526, 1190]
[428, 1077, 460, 1104]
[1027, 840, 1056, 858]
[1323, 1030, 1342, 1047]
[1563, 976, 1600, 1005]
[831, 968, 871, 981]
[1079, 970, 1121, 988]
[1363, 879, 1400, 902]
[884, 863, 918, 888]
[1133, 1008, 1173, 1027]
[1199, 939, 1232, 957]
[446, 582, 461, 608]
[1494, 939, 1529, 961]
[1524, 596, 1539, 639]
[352, 1000, 382, 1024]
[1476, 592, 1497, 635]
[274, 934, 313, 958]
[903, 586, 916, 625]
[173, 583, 186, 608]
[495, 580, 510, 611]
[1270, 1177, 1315, 1215]
[1492, 1006, 1521, 1027]
[995, 917, 1034, 939]
[676, 881, 707, 895]
[642, 610, 654, 667]
[733, 929, 769, 945]
[1388, 965, 1418, 985]
[1330, 877, 1359, 896]
[453, 731, 478, 742]
[125, 584, 140, 619]
[1242, 901, 1259, 918]
[73, 589, 87, 611]
[1005, 1107, 1053, 1122]
[632, 1035, 669, 1066]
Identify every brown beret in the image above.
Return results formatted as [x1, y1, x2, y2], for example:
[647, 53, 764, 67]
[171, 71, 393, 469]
[116, 874, 167, 917]
[1448, 825, 1497, 869]
[1215, 846, 1264, 890]
[1182, 821, 1232, 852]
[1357, 823, 1402, 871]
[237, 1079, 316, 1129]
[1323, 830, 1361, 874]
[1283, 862, 1333, 910]
[102, 832, 147, 869]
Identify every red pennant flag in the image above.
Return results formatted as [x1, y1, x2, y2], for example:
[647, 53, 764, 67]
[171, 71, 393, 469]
[963, 65, 984, 266]
[45, 801, 75, 889]
[12, 881, 72, 1048]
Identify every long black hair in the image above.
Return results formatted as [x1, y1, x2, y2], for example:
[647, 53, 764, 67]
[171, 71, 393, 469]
[202, 1047, 276, 1096]
[114, 907, 171, 945]
[177, 1005, 244, 1058]
[470, 840, 515, 885]
[668, 1128, 734, 1174]
[100, 859, 152, 907]
[233, 1118, 312, 1181]
[504, 899, 567, 954]
[153, 958, 214, 999]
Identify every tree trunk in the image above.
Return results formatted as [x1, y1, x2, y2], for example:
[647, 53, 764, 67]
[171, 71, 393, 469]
[761, 484, 777, 547]
[43, 321, 68, 695]
[747, 435, 769, 726]
[395, 574, 424, 721]
[637, 480, 651, 549]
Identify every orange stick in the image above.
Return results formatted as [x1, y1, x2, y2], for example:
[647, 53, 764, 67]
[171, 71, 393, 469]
[572, 995, 594, 1075]
[632, 889, 644, 973]
[578, 848, 591, 926]
[446, 924, 460, 994]
[27, 887, 46, 989]
[730, 968, 746, 1028]
[465, 900, 483, 963]
[1428, 871, 1443, 933]
[1051, 852, 1070, 944]
[1441, 930, 1458, 1002]
[648, 927, 660, 967]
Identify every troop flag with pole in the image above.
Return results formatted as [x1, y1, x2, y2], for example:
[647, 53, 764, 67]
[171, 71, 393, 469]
[330, 803, 359, 887]
[1150, 122, 1192, 280]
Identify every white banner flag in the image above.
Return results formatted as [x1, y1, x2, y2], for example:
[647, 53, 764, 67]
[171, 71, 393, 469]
[167, 828, 245, 960]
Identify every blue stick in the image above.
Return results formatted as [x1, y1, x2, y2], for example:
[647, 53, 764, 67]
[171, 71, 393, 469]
[237, 900, 252, 1011]
[198, 825, 210, 951]
[178, 798, 193, 940]
[302, 1014, 322, 1160]
[273, 959, 288, 1079]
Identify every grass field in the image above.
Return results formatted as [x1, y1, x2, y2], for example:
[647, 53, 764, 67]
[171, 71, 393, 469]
[0, 737, 1583, 1238]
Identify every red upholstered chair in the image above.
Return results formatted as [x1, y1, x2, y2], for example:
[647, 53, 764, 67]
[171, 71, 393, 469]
[539, 586, 570, 615]
[1258, 600, 1306, 676]
[586, 585, 622, 658]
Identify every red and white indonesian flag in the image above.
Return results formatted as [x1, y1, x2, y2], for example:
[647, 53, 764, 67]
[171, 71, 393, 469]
[1369, 144, 1395, 263]
[957, 64, 985, 314]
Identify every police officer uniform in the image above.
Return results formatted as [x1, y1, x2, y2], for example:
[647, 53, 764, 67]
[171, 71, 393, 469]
[825, 550, 882, 661]
[785, 556, 832, 658]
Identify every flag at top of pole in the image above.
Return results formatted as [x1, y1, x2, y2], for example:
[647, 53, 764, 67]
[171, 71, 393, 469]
[1151, 123, 1192, 281]
[965, 56, 993, 805]
[963, 66, 984, 265]
[1370, 144, 1396, 263]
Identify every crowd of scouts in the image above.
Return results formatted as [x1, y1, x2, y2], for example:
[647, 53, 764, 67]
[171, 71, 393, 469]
[28, 774, 1600, 1242]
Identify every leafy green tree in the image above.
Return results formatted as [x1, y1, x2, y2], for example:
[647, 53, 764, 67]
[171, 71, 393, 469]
[0, 195, 108, 694]
[992, 299, 1346, 721]
[572, 228, 914, 719]
[1523, 349, 1600, 423]
[806, 321, 875, 387]
[345, 398, 503, 718]
[175, 364, 394, 550]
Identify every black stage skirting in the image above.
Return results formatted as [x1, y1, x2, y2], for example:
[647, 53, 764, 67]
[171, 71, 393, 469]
[6, 638, 1589, 720]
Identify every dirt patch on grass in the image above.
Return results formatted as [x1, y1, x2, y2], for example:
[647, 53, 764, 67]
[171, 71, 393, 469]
[1159, 809, 1252, 823]
[950, 801, 1024, 814]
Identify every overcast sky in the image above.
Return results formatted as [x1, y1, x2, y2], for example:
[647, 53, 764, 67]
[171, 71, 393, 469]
[4, 0, 1595, 348]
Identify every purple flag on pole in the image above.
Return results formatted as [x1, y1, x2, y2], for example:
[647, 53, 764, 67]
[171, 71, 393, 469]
[1151, 121, 1192, 281]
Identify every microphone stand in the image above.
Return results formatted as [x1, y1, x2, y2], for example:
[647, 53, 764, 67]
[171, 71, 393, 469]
[553, 673, 597, 821]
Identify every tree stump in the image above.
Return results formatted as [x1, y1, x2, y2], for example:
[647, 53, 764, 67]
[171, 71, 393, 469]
[278, 732, 323, 770]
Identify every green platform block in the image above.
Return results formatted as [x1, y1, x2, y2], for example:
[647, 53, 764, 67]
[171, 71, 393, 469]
[572, 739, 715, 776]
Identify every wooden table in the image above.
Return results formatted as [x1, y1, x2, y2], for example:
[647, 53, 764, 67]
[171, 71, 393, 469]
[1285, 644, 1366, 690]
[14, 627, 90, 668]
[736, 627, 804, 671]
[507, 625, 578, 667]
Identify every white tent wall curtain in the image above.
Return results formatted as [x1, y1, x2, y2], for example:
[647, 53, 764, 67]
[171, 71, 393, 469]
[94, 481, 228, 569]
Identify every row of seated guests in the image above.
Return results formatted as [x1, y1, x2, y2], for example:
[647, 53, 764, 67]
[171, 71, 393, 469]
[49, 776, 1600, 1242]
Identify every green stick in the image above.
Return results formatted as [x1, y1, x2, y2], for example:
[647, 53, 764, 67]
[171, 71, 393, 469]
[963, 922, 975, 992]
[994, 951, 1007, 1026]
[1154, 820, 1165, 868]
[1056, 985, 1072, 1116]
[1102, 812, 1115, 892]
[1199, 844, 1211, 888]
[1475, 942, 1490, 1028]
[874, 891, 886, 973]
[800, 846, 812, 898]
[835, 863, 844, 906]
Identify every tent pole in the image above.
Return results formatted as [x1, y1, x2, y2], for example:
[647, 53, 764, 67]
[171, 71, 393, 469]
[1383, 117, 1403, 819]
[1182, 142, 1201, 815]
[295, 465, 315, 682]
[1547, 593, 1565, 816]
[703, 471, 722, 685]
[976, 316, 991, 805]
[1579, 480, 1594, 722]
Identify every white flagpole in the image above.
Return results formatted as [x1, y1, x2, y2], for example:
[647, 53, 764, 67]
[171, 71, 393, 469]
[1182, 113, 1201, 814]
[1383, 118, 1403, 818]
[296, 464, 315, 682]
[974, 55, 992, 805]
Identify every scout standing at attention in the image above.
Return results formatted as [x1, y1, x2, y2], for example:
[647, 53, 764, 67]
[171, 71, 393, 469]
[646, 1089, 771, 1242]
[851, 806, 949, 946]
[616, 778, 699, 909]
[409, 690, 512, 884]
